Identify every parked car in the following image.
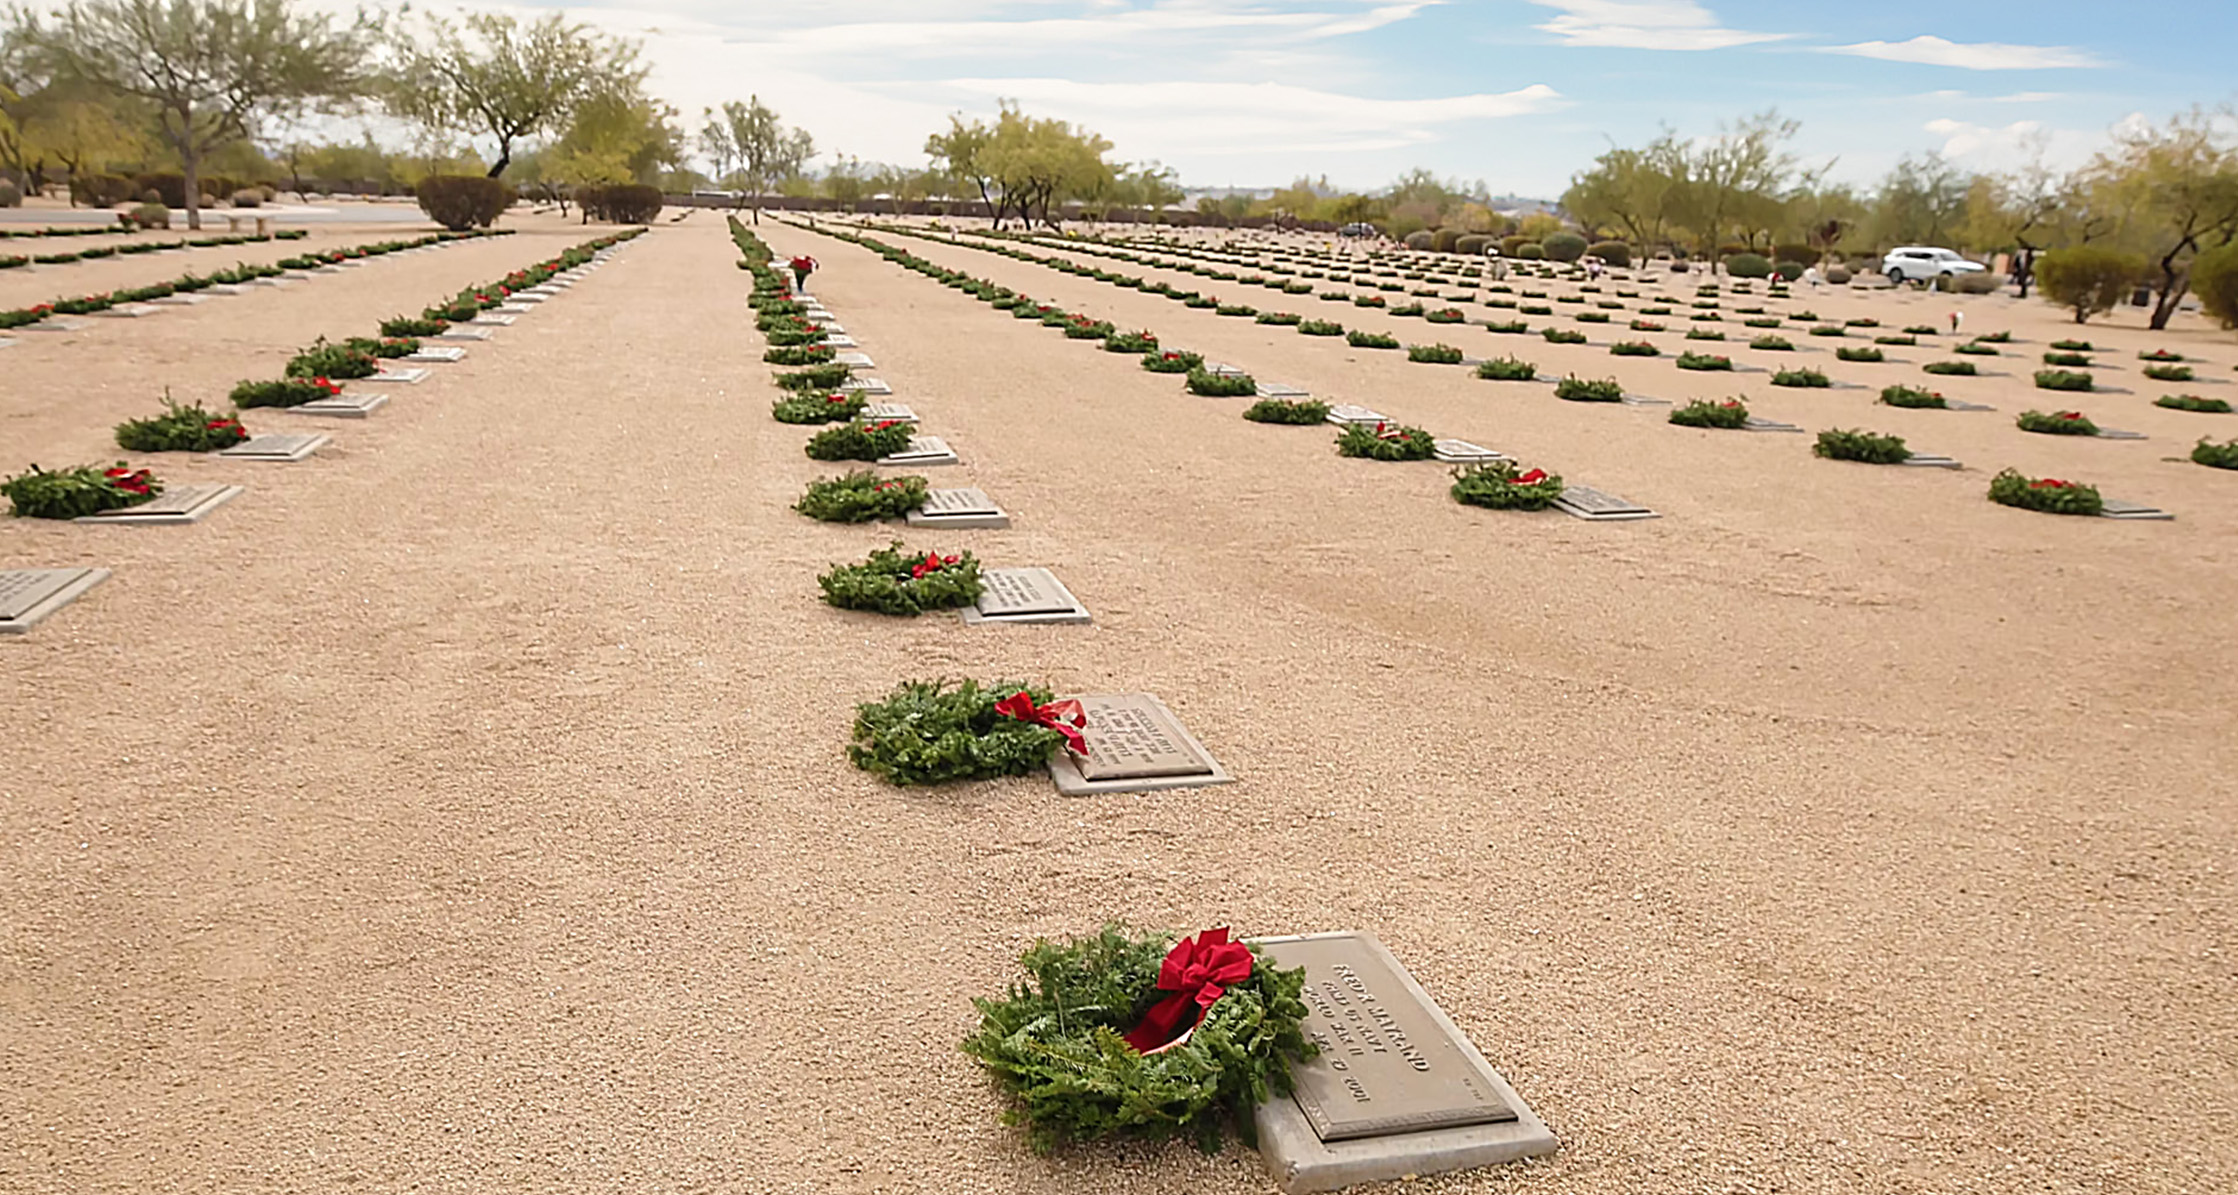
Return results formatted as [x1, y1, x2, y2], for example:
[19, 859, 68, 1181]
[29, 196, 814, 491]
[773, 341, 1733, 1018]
[1880, 246, 1986, 284]
[1338, 222, 1378, 238]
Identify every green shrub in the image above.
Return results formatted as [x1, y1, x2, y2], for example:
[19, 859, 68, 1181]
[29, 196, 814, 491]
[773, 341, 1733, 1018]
[1243, 398, 1332, 424]
[1772, 367, 1830, 388]
[2033, 369, 2094, 392]
[114, 395, 250, 452]
[130, 202, 169, 229]
[772, 391, 866, 423]
[1515, 243, 1545, 260]
[1542, 232, 1587, 262]
[415, 174, 514, 231]
[1669, 398, 1749, 428]
[794, 471, 929, 522]
[1542, 327, 1586, 344]
[1724, 253, 1773, 279]
[1186, 369, 1257, 396]
[1814, 428, 1911, 464]
[1924, 360, 1978, 376]
[2036, 246, 2144, 323]
[2194, 437, 2238, 469]
[2156, 394, 2231, 413]
[1881, 385, 1947, 409]
[1298, 319, 1344, 336]
[805, 420, 916, 461]
[1334, 422, 1437, 460]
[1143, 350, 1203, 373]
[1587, 240, 1631, 267]
[1988, 469, 2103, 514]
[849, 679, 1070, 786]
[579, 183, 663, 224]
[1346, 330, 1399, 349]
[2017, 409, 2098, 435]
[1750, 335, 1794, 351]
[2042, 351, 2091, 367]
[1609, 340, 1659, 357]
[2, 462, 162, 519]
[231, 377, 339, 408]
[1407, 343, 1464, 364]
[1836, 346, 1885, 363]
[1676, 351, 1733, 371]
[1773, 260, 1805, 281]
[2194, 243, 2238, 330]
[1554, 375, 1622, 402]
[818, 542, 984, 616]
[1450, 460, 1564, 509]
[2142, 364, 2194, 382]
[1454, 234, 1492, 256]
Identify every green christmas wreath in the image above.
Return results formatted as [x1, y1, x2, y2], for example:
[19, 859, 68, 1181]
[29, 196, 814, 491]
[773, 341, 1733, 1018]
[961, 925, 1313, 1154]
[817, 542, 984, 616]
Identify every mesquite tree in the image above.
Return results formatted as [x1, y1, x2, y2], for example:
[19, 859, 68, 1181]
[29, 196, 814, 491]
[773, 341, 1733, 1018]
[23, 0, 373, 229]
[387, 11, 640, 180]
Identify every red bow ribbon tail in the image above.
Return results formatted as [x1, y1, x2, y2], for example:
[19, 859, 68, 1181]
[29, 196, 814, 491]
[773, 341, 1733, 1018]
[1122, 928, 1256, 1053]
[993, 692, 1088, 755]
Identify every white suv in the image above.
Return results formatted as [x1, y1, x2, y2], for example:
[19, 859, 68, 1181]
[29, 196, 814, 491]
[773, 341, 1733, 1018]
[1881, 246, 1986, 284]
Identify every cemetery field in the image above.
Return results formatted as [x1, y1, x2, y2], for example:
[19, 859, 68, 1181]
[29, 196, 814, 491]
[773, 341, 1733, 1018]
[4, 213, 2237, 1195]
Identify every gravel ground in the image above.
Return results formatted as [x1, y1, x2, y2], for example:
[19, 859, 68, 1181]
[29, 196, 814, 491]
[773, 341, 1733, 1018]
[2, 211, 2232, 1195]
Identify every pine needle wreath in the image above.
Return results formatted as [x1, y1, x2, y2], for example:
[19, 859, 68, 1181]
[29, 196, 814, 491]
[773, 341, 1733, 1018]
[2017, 409, 2098, 435]
[2143, 364, 2194, 382]
[805, 420, 916, 461]
[230, 377, 341, 408]
[1989, 469, 2104, 514]
[284, 338, 378, 379]
[2157, 394, 2230, 413]
[1242, 398, 1331, 424]
[2, 462, 162, 519]
[765, 343, 836, 366]
[2193, 438, 2238, 469]
[1105, 330, 1158, 353]
[1449, 460, 1564, 509]
[1813, 428, 1911, 464]
[1669, 397, 1749, 428]
[1407, 343, 1464, 364]
[1142, 350, 1202, 374]
[1554, 375, 1623, 402]
[1335, 422, 1437, 460]
[1772, 367, 1831, 388]
[1186, 369, 1257, 397]
[1881, 385, 1948, 409]
[794, 471, 928, 522]
[114, 394, 249, 451]
[849, 679, 1067, 785]
[1923, 360, 1977, 376]
[961, 925, 1313, 1154]
[1476, 356, 1536, 380]
[1676, 351, 1733, 371]
[773, 391, 867, 424]
[818, 542, 984, 615]
[775, 362, 854, 392]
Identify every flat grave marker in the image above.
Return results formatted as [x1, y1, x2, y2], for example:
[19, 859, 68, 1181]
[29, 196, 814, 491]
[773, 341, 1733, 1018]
[436, 326, 494, 342]
[491, 303, 535, 316]
[1259, 382, 1312, 398]
[0, 568, 111, 635]
[95, 304, 165, 319]
[405, 346, 466, 364]
[219, 432, 328, 462]
[1432, 439, 1505, 463]
[1945, 399, 1994, 412]
[1046, 693, 1233, 796]
[2100, 498, 2175, 521]
[904, 487, 1011, 530]
[1741, 417, 1804, 433]
[1205, 362, 1249, 378]
[17, 317, 92, 334]
[855, 402, 918, 424]
[1898, 452, 1962, 469]
[2095, 427, 2147, 441]
[823, 334, 859, 347]
[1554, 485, 1659, 521]
[148, 293, 208, 306]
[469, 313, 517, 327]
[841, 377, 894, 396]
[1251, 931, 1557, 1193]
[960, 566, 1089, 626]
[834, 351, 875, 368]
[1325, 404, 1389, 426]
[283, 392, 388, 419]
[74, 483, 242, 526]
[876, 435, 958, 467]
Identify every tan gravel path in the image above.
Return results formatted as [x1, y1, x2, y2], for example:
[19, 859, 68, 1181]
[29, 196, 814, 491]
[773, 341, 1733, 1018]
[0, 213, 2231, 1195]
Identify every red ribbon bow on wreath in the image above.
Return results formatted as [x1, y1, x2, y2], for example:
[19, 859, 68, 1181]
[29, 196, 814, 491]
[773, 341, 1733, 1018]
[910, 551, 959, 579]
[1121, 928, 1256, 1054]
[2032, 478, 2072, 489]
[1515, 467, 1549, 485]
[992, 691, 1087, 755]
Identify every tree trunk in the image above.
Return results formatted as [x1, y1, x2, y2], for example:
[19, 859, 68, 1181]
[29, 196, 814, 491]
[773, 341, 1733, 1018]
[2146, 249, 2188, 330]
[181, 141, 203, 232]
[486, 139, 510, 179]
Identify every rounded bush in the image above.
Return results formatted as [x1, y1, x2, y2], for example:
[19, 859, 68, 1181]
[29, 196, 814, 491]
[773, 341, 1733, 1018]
[1541, 232, 1588, 262]
[1586, 240, 1630, 267]
[2037, 246, 2145, 323]
[2196, 243, 2238, 330]
[1725, 253, 1773, 279]
[1825, 266, 1852, 284]
[0, 179, 20, 208]
[1773, 243, 1816, 268]
[230, 189, 262, 208]
[1774, 260, 1805, 281]
[1498, 234, 1530, 257]
[415, 174, 514, 231]
[130, 202, 170, 229]
[1431, 227, 1461, 254]
[1455, 234, 1492, 256]
[1403, 230, 1435, 250]
[1515, 242, 1546, 260]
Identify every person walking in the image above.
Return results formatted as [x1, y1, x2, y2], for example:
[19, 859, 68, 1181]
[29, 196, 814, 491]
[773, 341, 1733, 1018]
[789, 254, 819, 294]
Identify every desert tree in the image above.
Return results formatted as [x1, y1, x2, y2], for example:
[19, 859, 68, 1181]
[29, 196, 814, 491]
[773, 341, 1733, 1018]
[386, 11, 640, 180]
[705, 95, 811, 222]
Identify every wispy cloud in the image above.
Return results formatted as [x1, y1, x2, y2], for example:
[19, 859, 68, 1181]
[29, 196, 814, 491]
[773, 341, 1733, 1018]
[1828, 36, 2104, 71]
[718, 1, 1440, 57]
[1526, 0, 1791, 51]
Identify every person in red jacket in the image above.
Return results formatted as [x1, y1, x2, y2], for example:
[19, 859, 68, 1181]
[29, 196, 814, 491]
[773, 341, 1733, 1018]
[788, 254, 819, 294]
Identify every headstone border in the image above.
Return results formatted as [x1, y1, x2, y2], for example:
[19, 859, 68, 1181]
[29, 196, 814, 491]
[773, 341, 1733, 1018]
[72, 483, 243, 526]
[0, 568, 111, 635]
[218, 432, 330, 461]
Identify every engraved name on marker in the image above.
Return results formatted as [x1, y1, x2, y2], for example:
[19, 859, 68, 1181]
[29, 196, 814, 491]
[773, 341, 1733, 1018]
[974, 568, 1073, 617]
[921, 488, 996, 516]
[1077, 695, 1213, 781]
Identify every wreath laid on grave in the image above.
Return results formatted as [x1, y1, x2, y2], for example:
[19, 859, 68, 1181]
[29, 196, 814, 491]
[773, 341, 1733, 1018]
[1407, 343, 1464, 364]
[1064, 317, 1116, 340]
[1255, 312, 1303, 326]
[772, 391, 867, 424]
[114, 395, 249, 451]
[805, 420, 916, 461]
[849, 679, 1080, 786]
[1989, 469, 2104, 515]
[961, 924, 1313, 1154]
[794, 471, 929, 522]
[1335, 421, 1437, 460]
[1874, 335, 1915, 346]
[1923, 360, 1978, 376]
[2157, 394, 2230, 413]
[1669, 397, 1749, 428]
[2049, 338, 2092, 352]
[1185, 369, 1257, 397]
[1772, 367, 1831, 389]
[1142, 349, 1203, 374]
[230, 376, 342, 408]
[1469, 356, 1533, 381]
[1750, 335, 1794, 351]
[2194, 438, 2238, 469]
[1105, 330, 1159, 353]
[1575, 310, 1612, 324]
[1242, 398, 1331, 424]
[1903, 324, 1938, 336]
[381, 316, 447, 338]
[1609, 340, 1658, 357]
[1744, 317, 1783, 329]
[284, 338, 378, 380]
[2, 462, 162, 519]
[818, 542, 984, 616]
[1426, 307, 1466, 324]
[1346, 330, 1399, 349]
[1554, 375, 1623, 402]
[765, 343, 837, 366]
[1449, 461, 1564, 510]
[2142, 364, 2194, 382]
[776, 362, 855, 392]
[2140, 349, 2184, 362]
[1630, 320, 1665, 332]
[2042, 351, 2091, 367]
[1975, 330, 2012, 343]
[1813, 428, 1911, 464]
[2017, 409, 2098, 435]
[1881, 385, 1947, 409]
[1297, 319, 1345, 337]
[1836, 346, 1885, 363]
